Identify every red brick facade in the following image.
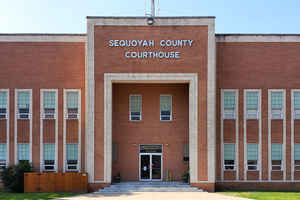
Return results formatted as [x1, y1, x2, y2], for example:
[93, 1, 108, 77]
[0, 17, 300, 192]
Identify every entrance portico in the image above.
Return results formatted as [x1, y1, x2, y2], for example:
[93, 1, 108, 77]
[85, 16, 216, 191]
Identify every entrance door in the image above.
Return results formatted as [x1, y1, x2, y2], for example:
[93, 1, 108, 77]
[140, 153, 162, 181]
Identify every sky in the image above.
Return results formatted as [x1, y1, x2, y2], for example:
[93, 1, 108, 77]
[0, 0, 299, 34]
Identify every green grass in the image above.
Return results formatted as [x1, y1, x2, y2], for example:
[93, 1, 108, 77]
[219, 191, 300, 200]
[0, 191, 80, 200]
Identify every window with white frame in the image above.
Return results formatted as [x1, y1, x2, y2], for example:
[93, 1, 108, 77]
[160, 95, 172, 121]
[129, 95, 142, 121]
[271, 144, 282, 171]
[294, 144, 300, 171]
[17, 91, 30, 119]
[223, 91, 236, 119]
[293, 92, 300, 119]
[43, 143, 55, 171]
[246, 91, 259, 119]
[66, 144, 78, 171]
[18, 143, 29, 162]
[224, 143, 235, 170]
[0, 144, 6, 170]
[0, 91, 8, 119]
[66, 92, 79, 119]
[271, 91, 283, 119]
[247, 143, 258, 170]
[43, 91, 56, 119]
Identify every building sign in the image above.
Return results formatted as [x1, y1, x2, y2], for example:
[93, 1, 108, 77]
[108, 39, 194, 59]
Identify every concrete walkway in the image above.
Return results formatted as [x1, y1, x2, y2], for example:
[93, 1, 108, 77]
[58, 192, 250, 200]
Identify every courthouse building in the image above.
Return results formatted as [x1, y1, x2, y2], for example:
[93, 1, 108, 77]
[0, 16, 300, 192]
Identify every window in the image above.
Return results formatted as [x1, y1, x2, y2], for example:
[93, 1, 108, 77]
[0, 91, 8, 119]
[43, 143, 55, 171]
[246, 91, 259, 119]
[43, 91, 56, 119]
[271, 144, 282, 171]
[224, 143, 235, 170]
[112, 143, 118, 162]
[17, 91, 30, 119]
[66, 92, 79, 119]
[294, 92, 300, 119]
[223, 91, 236, 119]
[0, 144, 6, 170]
[66, 144, 78, 171]
[271, 91, 283, 119]
[129, 95, 142, 121]
[247, 143, 258, 170]
[18, 143, 29, 162]
[294, 144, 300, 171]
[183, 143, 189, 162]
[160, 95, 172, 121]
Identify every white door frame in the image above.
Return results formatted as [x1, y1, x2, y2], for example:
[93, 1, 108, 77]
[139, 153, 163, 181]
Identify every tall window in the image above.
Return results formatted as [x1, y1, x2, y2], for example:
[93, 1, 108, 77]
[17, 91, 30, 119]
[0, 144, 6, 170]
[224, 143, 235, 170]
[18, 143, 29, 162]
[0, 91, 8, 119]
[246, 91, 259, 119]
[271, 144, 282, 171]
[223, 91, 236, 119]
[293, 92, 300, 119]
[66, 144, 78, 171]
[271, 91, 283, 119]
[160, 95, 172, 121]
[43, 143, 55, 171]
[129, 95, 142, 121]
[43, 91, 56, 119]
[294, 144, 300, 171]
[183, 143, 189, 162]
[66, 92, 79, 119]
[247, 143, 258, 170]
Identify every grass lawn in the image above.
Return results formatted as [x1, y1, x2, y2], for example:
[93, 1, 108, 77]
[219, 191, 300, 200]
[0, 191, 80, 200]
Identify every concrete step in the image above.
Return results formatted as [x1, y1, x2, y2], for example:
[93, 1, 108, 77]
[96, 182, 204, 193]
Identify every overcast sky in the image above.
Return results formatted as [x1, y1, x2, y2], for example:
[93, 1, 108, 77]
[0, 0, 299, 34]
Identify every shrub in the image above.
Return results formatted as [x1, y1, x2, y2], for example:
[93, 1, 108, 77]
[1, 161, 33, 193]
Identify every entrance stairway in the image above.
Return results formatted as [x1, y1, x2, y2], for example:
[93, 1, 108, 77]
[96, 182, 204, 193]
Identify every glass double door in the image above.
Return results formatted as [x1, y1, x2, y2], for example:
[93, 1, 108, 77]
[140, 153, 162, 181]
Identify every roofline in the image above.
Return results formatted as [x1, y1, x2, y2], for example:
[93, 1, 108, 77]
[0, 33, 86, 36]
[216, 34, 300, 42]
[216, 33, 300, 36]
[87, 16, 216, 19]
[0, 34, 86, 42]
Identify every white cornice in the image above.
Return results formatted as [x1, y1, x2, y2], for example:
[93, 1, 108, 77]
[0, 35, 86, 42]
[216, 35, 300, 42]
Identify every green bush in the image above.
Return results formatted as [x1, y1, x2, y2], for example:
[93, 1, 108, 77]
[1, 161, 33, 193]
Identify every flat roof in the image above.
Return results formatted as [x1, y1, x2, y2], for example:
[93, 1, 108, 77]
[87, 16, 216, 19]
